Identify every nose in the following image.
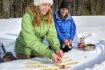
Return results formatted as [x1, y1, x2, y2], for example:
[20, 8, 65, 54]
[64, 9, 68, 12]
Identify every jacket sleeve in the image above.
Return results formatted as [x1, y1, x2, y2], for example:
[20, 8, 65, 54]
[70, 17, 76, 41]
[46, 22, 60, 52]
[21, 13, 54, 58]
[53, 12, 66, 43]
[55, 22, 66, 42]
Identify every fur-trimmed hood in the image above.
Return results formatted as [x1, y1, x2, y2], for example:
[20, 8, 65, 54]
[25, 4, 35, 16]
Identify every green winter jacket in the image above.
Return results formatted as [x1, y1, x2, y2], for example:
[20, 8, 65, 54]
[15, 13, 60, 58]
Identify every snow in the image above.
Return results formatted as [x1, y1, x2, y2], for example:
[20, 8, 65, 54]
[73, 16, 105, 41]
[0, 18, 21, 39]
[0, 18, 21, 57]
[0, 16, 105, 70]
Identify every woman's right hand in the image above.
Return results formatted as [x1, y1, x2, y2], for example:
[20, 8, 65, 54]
[55, 50, 64, 58]
[64, 39, 69, 46]
[51, 53, 62, 63]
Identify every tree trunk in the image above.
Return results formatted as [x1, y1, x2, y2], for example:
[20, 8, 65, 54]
[89, 0, 95, 15]
[72, 0, 76, 15]
[0, 0, 2, 16]
[77, 0, 84, 15]
[102, 0, 105, 15]
[2, 0, 10, 18]
[95, 0, 102, 15]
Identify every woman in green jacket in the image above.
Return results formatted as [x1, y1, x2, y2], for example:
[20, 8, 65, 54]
[15, 0, 64, 63]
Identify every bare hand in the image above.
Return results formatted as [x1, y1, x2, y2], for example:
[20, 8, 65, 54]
[51, 53, 62, 63]
[56, 50, 64, 58]
[68, 40, 72, 46]
[64, 39, 69, 46]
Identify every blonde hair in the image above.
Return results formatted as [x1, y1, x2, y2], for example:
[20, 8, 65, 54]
[25, 4, 53, 26]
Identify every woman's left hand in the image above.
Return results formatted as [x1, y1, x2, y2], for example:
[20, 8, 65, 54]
[55, 50, 64, 58]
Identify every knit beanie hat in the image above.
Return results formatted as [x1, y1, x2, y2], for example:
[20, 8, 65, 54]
[59, 0, 70, 9]
[34, 0, 53, 6]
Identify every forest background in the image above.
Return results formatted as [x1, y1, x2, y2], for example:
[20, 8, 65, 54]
[0, 0, 105, 18]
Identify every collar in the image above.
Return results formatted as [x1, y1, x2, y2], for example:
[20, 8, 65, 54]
[54, 11, 71, 21]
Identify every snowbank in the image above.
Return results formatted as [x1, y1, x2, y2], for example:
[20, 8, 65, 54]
[0, 16, 105, 70]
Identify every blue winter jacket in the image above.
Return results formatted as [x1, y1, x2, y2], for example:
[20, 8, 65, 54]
[53, 11, 76, 42]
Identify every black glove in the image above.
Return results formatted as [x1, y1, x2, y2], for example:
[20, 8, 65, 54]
[60, 45, 73, 52]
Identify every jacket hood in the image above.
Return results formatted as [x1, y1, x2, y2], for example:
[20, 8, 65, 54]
[25, 5, 35, 16]
[54, 11, 71, 20]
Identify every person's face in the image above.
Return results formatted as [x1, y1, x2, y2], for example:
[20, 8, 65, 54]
[60, 8, 69, 18]
[39, 3, 51, 16]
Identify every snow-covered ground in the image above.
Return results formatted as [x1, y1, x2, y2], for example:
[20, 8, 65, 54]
[73, 16, 105, 41]
[0, 16, 105, 70]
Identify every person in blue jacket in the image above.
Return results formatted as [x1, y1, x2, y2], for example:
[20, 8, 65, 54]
[53, 0, 76, 52]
